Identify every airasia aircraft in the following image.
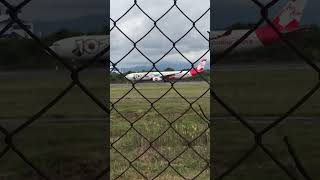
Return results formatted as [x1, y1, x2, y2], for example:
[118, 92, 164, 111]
[125, 59, 207, 82]
[49, 0, 306, 64]
[211, 0, 307, 53]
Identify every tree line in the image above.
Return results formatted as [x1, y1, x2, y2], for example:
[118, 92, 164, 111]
[0, 29, 101, 70]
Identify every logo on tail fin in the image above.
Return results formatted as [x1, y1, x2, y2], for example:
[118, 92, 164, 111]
[196, 59, 207, 72]
[189, 59, 207, 77]
[273, 0, 307, 31]
[256, 0, 307, 45]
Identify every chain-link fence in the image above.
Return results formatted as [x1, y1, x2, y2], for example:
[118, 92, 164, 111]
[0, 0, 109, 179]
[1, 0, 318, 179]
[110, 0, 210, 179]
[211, 0, 319, 179]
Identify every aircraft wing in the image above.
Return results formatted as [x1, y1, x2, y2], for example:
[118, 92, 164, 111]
[149, 71, 182, 81]
[163, 74, 179, 80]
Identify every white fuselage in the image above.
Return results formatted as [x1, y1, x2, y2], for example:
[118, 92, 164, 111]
[50, 35, 109, 61]
[126, 71, 192, 81]
[210, 29, 263, 53]
[50, 30, 265, 62]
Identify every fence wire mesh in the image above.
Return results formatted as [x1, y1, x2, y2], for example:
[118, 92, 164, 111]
[0, 0, 109, 179]
[0, 0, 317, 179]
[110, 0, 210, 179]
[211, 0, 319, 180]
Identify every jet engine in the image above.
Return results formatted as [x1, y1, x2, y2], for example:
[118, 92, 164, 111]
[152, 77, 163, 81]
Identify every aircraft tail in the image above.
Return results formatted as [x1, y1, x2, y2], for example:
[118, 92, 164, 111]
[196, 59, 206, 73]
[255, 0, 307, 45]
[271, 0, 307, 32]
[189, 59, 207, 77]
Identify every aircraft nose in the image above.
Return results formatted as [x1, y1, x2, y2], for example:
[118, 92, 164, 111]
[125, 74, 133, 80]
[49, 43, 60, 53]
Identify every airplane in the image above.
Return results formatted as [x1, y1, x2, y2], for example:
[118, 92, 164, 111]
[210, 0, 307, 53]
[125, 59, 207, 82]
[49, 35, 109, 61]
[49, 0, 307, 62]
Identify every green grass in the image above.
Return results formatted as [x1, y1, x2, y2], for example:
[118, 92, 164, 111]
[1, 67, 319, 179]
[111, 67, 320, 179]
[213, 68, 320, 179]
[214, 121, 320, 180]
[0, 69, 107, 180]
[111, 82, 210, 179]
[0, 122, 107, 180]
[213, 68, 320, 116]
[0, 69, 107, 118]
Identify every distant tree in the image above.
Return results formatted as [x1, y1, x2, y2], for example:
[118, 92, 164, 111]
[101, 25, 109, 34]
[310, 24, 320, 32]
[164, 67, 175, 71]
[126, 71, 135, 74]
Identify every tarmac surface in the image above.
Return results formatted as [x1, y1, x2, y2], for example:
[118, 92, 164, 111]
[0, 116, 319, 125]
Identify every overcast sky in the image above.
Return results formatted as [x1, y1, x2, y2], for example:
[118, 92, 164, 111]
[4, 0, 319, 68]
[110, 0, 210, 68]
[7, 0, 319, 22]
[9, 0, 107, 21]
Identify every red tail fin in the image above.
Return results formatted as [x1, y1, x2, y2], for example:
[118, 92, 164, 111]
[255, 0, 307, 45]
[190, 59, 207, 76]
[196, 59, 207, 72]
[272, 0, 307, 32]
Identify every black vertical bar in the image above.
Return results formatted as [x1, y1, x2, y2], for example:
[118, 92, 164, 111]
[106, 0, 110, 179]
[210, 0, 214, 179]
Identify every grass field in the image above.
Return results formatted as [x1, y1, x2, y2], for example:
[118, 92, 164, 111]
[111, 66, 320, 179]
[1, 66, 320, 179]
[212, 67, 320, 179]
[0, 69, 107, 118]
[0, 122, 108, 180]
[213, 67, 320, 116]
[110, 82, 210, 179]
[214, 121, 320, 180]
[0, 69, 108, 180]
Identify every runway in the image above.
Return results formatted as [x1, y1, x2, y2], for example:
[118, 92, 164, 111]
[0, 62, 315, 78]
[213, 62, 319, 72]
[213, 116, 320, 124]
[0, 116, 319, 124]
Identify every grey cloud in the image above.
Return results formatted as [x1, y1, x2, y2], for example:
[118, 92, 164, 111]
[111, 0, 209, 67]
[114, 0, 320, 67]
[17, 0, 107, 21]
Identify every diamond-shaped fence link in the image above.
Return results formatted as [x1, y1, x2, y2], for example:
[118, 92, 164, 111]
[211, 0, 319, 180]
[110, 0, 210, 179]
[2, 0, 315, 179]
[0, 0, 109, 179]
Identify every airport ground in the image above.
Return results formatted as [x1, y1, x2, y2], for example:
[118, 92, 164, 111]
[0, 64, 319, 179]
[0, 68, 108, 179]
